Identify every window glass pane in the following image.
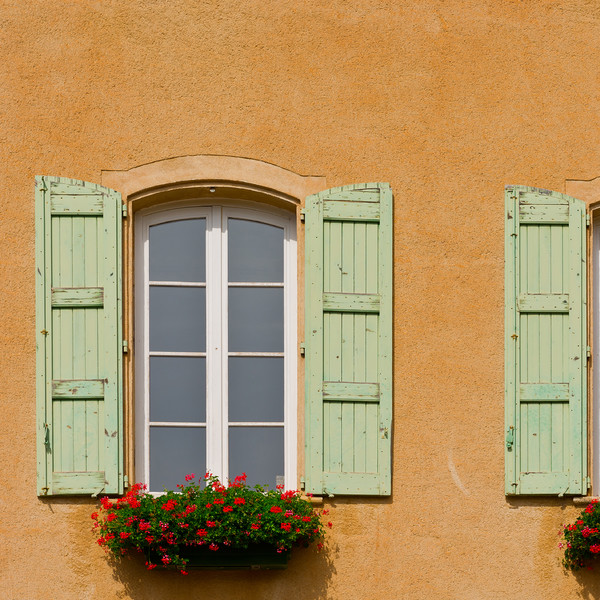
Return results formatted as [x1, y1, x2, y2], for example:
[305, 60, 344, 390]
[229, 427, 284, 488]
[150, 357, 206, 422]
[228, 357, 284, 422]
[228, 288, 283, 352]
[149, 219, 206, 282]
[150, 426, 206, 492]
[150, 286, 206, 352]
[228, 218, 283, 282]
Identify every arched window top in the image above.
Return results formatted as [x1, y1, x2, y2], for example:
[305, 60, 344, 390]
[102, 154, 326, 212]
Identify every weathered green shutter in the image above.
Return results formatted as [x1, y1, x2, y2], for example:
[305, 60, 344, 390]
[36, 176, 123, 496]
[505, 185, 587, 495]
[305, 182, 392, 495]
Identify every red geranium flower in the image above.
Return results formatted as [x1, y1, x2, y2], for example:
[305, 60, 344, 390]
[270, 506, 282, 513]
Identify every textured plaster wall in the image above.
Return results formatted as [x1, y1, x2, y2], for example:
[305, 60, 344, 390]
[2, 1, 600, 598]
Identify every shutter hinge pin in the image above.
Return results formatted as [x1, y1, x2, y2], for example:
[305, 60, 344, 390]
[122, 203, 128, 218]
[300, 208, 306, 223]
[587, 346, 592, 360]
[299, 342, 306, 357]
[587, 213, 591, 227]
[300, 478, 305, 490]
[122, 340, 129, 354]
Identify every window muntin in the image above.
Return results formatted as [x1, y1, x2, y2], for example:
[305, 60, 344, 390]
[135, 204, 296, 492]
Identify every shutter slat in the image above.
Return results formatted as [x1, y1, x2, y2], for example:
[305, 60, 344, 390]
[517, 294, 569, 312]
[51, 287, 104, 307]
[505, 185, 587, 495]
[323, 382, 379, 402]
[305, 183, 392, 496]
[36, 176, 123, 496]
[323, 201, 380, 222]
[52, 380, 105, 399]
[519, 383, 569, 401]
[323, 292, 380, 312]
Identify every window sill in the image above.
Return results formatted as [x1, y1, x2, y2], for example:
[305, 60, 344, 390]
[573, 496, 600, 505]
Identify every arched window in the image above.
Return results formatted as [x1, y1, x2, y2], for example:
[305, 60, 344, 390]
[135, 202, 296, 492]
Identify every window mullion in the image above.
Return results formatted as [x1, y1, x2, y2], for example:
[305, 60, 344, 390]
[221, 211, 230, 483]
[206, 206, 223, 480]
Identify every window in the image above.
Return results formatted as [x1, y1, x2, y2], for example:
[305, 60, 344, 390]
[134, 204, 297, 492]
[35, 167, 392, 497]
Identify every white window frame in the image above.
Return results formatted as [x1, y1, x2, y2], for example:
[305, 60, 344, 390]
[134, 200, 297, 492]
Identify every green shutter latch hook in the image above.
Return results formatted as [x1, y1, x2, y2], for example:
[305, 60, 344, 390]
[44, 423, 50, 451]
[506, 426, 514, 450]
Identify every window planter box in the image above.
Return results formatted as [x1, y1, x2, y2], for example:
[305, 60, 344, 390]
[146, 544, 290, 570]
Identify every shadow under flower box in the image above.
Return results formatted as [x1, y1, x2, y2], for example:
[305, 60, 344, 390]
[147, 544, 291, 570]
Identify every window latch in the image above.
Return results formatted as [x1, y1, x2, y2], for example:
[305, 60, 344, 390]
[506, 426, 514, 450]
[44, 423, 51, 451]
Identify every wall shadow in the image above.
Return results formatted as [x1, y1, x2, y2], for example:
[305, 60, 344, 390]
[108, 542, 337, 600]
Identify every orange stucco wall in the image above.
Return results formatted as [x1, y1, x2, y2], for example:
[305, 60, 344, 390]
[2, 1, 600, 598]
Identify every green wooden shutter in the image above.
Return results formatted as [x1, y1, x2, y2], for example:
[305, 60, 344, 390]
[36, 176, 123, 496]
[505, 185, 587, 495]
[305, 182, 392, 495]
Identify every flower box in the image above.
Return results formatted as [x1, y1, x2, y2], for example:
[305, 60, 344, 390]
[146, 543, 290, 570]
[93, 473, 328, 574]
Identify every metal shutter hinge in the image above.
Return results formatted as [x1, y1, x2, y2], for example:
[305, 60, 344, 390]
[299, 342, 305, 357]
[300, 478, 305, 490]
[587, 346, 591, 360]
[300, 208, 306, 222]
[122, 203, 128, 218]
[122, 340, 129, 354]
[587, 213, 591, 227]
[123, 475, 129, 488]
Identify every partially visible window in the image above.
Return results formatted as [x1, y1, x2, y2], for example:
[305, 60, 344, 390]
[135, 203, 297, 492]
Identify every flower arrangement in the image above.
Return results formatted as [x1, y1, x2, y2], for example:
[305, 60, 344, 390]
[561, 499, 600, 570]
[92, 473, 330, 574]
